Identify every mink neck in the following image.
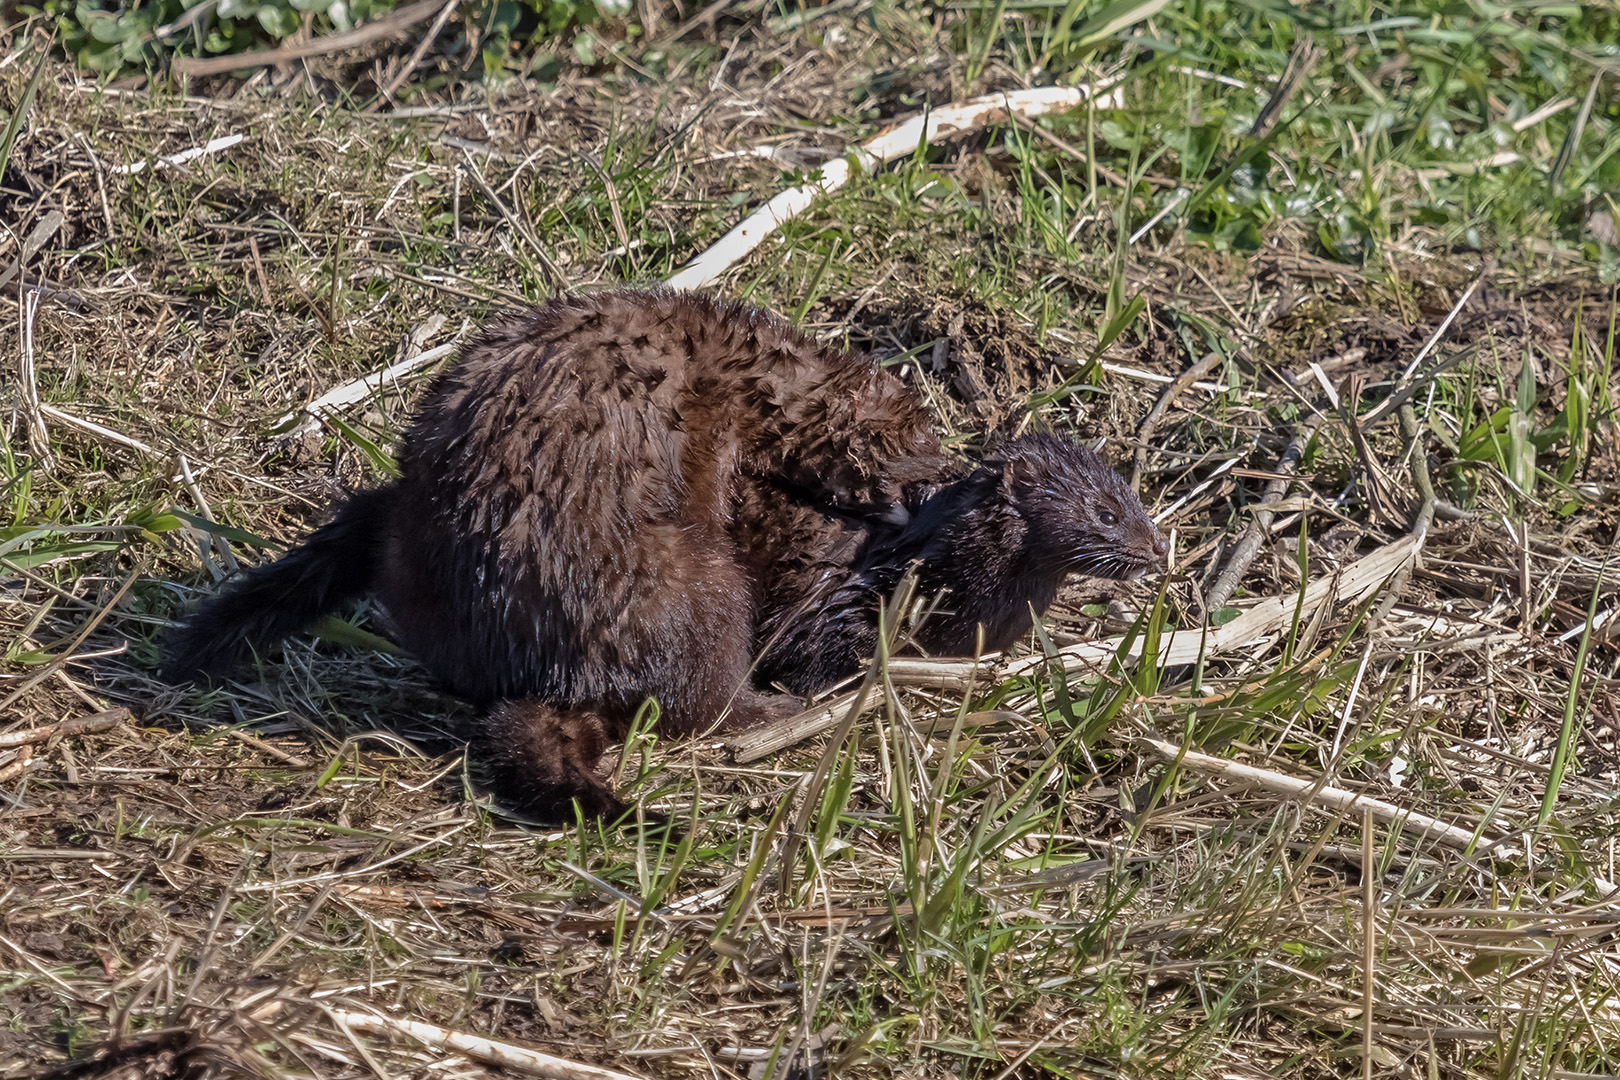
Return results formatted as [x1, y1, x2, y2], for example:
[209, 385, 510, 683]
[890, 466, 1071, 655]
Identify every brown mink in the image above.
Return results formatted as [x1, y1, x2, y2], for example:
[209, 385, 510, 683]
[162, 289, 945, 821]
[736, 434, 1169, 696]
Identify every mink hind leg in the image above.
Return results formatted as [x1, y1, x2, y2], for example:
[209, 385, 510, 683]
[635, 533, 802, 737]
[475, 700, 627, 822]
[473, 689, 790, 822]
[471, 529, 807, 819]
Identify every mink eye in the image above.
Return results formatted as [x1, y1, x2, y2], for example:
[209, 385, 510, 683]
[1098, 510, 1118, 527]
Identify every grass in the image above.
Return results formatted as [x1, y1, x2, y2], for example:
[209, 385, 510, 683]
[2, 1, 1620, 1077]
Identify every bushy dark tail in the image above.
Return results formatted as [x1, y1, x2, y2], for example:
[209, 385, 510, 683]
[162, 485, 397, 680]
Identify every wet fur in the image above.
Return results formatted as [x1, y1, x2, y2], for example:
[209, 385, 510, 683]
[740, 435, 1169, 696]
[164, 292, 1169, 821]
[164, 289, 944, 821]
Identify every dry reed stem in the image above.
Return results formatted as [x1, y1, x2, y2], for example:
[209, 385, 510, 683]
[329, 1008, 651, 1079]
[731, 535, 1420, 760]
[272, 338, 460, 438]
[15, 287, 54, 473]
[1361, 807, 1376, 1080]
[1140, 737, 1491, 850]
[109, 133, 246, 175]
[37, 403, 161, 458]
[667, 82, 1126, 289]
[0, 706, 126, 748]
[170, 1, 448, 77]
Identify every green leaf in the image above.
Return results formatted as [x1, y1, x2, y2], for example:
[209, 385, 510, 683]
[0, 39, 51, 186]
[488, 0, 522, 32]
[258, 4, 300, 35]
[120, 31, 151, 63]
[84, 14, 130, 43]
[1227, 218, 1263, 251]
[323, 413, 400, 477]
[315, 751, 347, 789]
[1506, 356, 1537, 500]
[168, 509, 281, 549]
[305, 614, 406, 656]
[5, 540, 125, 570]
[1097, 119, 1136, 150]
[80, 47, 124, 74]
[1515, 352, 1537, 414]
[1054, 0, 1173, 52]
[126, 505, 189, 535]
[573, 30, 596, 65]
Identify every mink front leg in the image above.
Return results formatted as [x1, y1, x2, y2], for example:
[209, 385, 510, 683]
[733, 478, 909, 698]
[708, 689, 804, 733]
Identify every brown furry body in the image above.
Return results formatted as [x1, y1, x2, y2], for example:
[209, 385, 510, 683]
[164, 288, 1166, 822]
[164, 289, 943, 819]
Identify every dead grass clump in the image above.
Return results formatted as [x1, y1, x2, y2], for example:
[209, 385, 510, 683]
[4, 12, 1620, 1076]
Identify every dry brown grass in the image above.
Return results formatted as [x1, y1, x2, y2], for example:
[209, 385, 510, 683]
[3, 12, 1620, 1079]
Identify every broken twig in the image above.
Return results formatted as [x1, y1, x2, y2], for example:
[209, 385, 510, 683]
[0, 708, 127, 749]
[1203, 415, 1324, 613]
[327, 1008, 648, 1080]
[667, 83, 1125, 289]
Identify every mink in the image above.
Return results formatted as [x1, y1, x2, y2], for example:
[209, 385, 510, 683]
[163, 289, 1168, 823]
[737, 434, 1169, 696]
[163, 288, 945, 821]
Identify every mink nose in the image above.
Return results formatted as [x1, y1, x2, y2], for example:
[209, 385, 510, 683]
[1150, 529, 1170, 563]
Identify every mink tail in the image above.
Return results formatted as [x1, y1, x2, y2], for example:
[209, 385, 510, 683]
[161, 485, 397, 681]
[477, 700, 628, 822]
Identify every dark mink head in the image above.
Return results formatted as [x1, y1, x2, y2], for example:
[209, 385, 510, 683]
[997, 434, 1169, 580]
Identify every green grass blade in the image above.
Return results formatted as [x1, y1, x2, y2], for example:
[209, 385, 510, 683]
[1549, 73, 1600, 193]
[1066, 0, 1174, 51]
[323, 412, 400, 477]
[1535, 544, 1610, 830]
[0, 40, 51, 188]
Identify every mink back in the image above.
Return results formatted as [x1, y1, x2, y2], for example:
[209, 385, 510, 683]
[372, 288, 945, 710]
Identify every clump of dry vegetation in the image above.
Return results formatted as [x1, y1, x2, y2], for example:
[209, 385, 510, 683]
[2, 3, 1619, 1078]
